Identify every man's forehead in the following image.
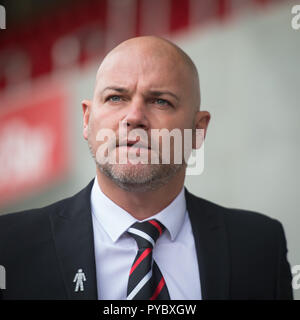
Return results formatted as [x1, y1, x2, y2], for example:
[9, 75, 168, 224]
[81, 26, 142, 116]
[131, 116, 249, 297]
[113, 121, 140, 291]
[97, 47, 183, 77]
[95, 48, 189, 93]
[93, 36, 200, 108]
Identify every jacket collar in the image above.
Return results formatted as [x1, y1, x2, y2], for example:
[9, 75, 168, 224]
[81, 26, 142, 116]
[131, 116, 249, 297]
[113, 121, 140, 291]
[185, 187, 230, 299]
[49, 179, 98, 300]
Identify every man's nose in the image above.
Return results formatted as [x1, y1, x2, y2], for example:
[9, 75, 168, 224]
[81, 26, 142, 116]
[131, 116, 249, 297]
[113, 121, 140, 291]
[122, 98, 149, 129]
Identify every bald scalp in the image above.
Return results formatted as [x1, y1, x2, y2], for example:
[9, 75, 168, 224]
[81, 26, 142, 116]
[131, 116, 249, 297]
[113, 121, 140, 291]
[95, 36, 201, 112]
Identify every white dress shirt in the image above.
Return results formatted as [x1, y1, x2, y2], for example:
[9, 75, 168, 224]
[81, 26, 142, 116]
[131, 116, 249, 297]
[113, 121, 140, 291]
[90, 176, 202, 300]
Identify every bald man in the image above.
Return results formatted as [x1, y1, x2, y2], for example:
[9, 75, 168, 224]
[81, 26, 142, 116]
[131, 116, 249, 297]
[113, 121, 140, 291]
[0, 36, 293, 300]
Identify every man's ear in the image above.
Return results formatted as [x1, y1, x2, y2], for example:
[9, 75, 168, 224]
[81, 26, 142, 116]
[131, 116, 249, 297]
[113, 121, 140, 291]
[192, 110, 211, 149]
[82, 99, 92, 140]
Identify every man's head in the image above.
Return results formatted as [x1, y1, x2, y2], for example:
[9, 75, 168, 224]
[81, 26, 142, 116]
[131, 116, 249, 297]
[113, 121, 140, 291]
[82, 36, 210, 192]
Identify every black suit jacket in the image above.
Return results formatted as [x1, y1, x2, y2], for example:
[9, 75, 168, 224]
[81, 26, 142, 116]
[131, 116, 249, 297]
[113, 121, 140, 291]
[0, 179, 294, 300]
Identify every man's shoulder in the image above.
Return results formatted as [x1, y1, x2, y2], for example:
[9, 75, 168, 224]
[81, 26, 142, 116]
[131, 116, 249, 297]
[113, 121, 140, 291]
[0, 179, 94, 229]
[185, 188, 284, 236]
[0, 195, 71, 237]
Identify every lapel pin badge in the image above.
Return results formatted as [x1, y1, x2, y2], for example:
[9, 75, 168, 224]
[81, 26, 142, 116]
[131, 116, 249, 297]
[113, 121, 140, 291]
[73, 268, 86, 292]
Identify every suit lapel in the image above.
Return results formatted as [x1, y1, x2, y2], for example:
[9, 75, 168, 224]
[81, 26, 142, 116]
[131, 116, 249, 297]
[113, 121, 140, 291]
[185, 188, 230, 299]
[49, 179, 98, 300]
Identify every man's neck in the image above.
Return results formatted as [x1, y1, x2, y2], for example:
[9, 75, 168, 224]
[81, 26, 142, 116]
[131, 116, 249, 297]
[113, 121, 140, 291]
[96, 169, 185, 220]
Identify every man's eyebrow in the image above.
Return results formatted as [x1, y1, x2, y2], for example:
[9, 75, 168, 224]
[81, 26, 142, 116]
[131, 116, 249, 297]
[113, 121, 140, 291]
[100, 87, 179, 101]
[148, 90, 179, 102]
[100, 86, 129, 94]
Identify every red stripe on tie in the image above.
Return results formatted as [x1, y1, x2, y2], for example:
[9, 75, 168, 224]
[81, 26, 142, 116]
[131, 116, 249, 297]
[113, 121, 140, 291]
[150, 277, 165, 300]
[149, 220, 162, 235]
[129, 248, 152, 275]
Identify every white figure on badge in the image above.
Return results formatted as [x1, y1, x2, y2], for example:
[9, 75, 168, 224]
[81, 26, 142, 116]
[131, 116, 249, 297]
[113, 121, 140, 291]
[73, 269, 86, 292]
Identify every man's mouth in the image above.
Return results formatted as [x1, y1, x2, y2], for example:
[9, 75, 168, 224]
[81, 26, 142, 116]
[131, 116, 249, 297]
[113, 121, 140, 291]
[118, 140, 151, 150]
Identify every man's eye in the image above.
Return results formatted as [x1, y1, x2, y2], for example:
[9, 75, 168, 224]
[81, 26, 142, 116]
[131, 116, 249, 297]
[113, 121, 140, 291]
[154, 98, 170, 106]
[107, 95, 121, 102]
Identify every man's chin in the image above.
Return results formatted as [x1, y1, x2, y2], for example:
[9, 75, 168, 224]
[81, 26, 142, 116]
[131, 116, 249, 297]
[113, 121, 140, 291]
[107, 163, 158, 181]
[96, 160, 184, 192]
[100, 166, 155, 192]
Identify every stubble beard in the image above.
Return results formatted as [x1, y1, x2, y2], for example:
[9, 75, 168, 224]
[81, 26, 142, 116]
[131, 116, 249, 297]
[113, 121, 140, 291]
[87, 136, 183, 193]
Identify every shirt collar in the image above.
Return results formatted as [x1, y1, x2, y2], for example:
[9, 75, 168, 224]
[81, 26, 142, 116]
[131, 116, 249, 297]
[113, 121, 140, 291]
[90, 176, 186, 243]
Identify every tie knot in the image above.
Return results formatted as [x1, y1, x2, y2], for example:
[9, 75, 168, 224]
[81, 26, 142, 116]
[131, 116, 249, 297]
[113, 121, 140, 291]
[127, 219, 165, 249]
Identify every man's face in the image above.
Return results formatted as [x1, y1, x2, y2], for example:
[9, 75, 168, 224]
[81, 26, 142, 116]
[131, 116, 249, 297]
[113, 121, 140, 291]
[84, 42, 201, 191]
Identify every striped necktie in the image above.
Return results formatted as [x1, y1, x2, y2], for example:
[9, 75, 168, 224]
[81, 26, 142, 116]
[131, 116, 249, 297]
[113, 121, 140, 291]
[126, 219, 170, 300]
